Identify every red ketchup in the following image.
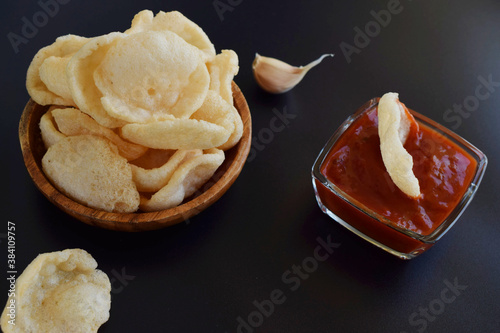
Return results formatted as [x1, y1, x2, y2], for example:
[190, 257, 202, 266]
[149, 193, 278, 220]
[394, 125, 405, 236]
[315, 102, 477, 256]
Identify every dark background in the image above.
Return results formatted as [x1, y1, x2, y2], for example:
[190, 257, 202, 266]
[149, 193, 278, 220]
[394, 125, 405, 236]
[1, 0, 499, 332]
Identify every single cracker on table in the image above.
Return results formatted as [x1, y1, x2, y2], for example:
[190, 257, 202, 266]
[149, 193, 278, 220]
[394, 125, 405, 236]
[0, 249, 111, 333]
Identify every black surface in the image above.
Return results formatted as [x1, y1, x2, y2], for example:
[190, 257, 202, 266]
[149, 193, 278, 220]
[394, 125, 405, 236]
[1, 1, 500, 332]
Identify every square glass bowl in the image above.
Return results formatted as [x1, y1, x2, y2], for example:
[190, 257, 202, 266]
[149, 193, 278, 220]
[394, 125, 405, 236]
[312, 99, 487, 259]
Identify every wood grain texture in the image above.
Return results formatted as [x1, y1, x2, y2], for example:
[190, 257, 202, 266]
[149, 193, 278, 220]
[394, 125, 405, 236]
[19, 82, 252, 231]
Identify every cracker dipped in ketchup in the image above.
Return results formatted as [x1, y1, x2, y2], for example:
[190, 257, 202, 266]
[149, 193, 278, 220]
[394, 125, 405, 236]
[312, 94, 487, 259]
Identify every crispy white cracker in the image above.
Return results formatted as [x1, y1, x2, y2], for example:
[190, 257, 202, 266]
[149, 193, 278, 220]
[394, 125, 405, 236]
[39, 109, 66, 149]
[42, 135, 140, 212]
[120, 118, 229, 150]
[26, 34, 89, 106]
[131, 149, 203, 192]
[94, 31, 209, 123]
[206, 51, 242, 149]
[218, 104, 243, 151]
[0, 249, 110, 333]
[191, 91, 241, 150]
[120, 91, 234, 149]
[38, 55, 73, 102]
[125, 10, 216, 62]
[140, 148, 225, 211]
[207, 50, 239, 105]
[378, 92, 420, 198]
[67, 32, 127, 128]
[191, 91, 235, 134]
[51, 107, 147, 161]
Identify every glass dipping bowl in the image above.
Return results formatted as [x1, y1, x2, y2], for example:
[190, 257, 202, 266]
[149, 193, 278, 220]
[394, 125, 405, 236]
[312, 99, 487, 259]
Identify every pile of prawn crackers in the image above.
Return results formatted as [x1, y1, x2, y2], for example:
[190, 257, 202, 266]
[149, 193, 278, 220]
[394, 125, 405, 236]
[27, 10, 243, 213]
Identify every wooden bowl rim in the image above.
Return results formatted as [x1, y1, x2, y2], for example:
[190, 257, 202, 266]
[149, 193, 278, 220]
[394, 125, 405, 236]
[19, 82, 252, 232]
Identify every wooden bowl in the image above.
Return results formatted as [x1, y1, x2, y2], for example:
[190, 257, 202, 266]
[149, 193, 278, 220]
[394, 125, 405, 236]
[19, 82, 252, 232]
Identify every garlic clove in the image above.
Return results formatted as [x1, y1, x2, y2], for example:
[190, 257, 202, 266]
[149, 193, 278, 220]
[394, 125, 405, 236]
[252, 53, 334, 94]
